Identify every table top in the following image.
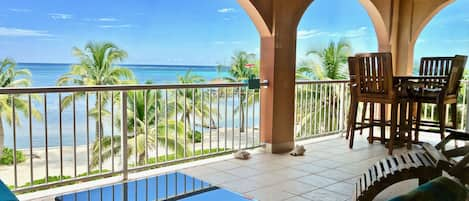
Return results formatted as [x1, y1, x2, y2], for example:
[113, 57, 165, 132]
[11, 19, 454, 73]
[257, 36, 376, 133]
[394, 75, 447, 79]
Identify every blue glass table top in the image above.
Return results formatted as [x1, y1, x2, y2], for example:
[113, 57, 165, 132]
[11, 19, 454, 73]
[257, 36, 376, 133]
[55, 172, 253, 201]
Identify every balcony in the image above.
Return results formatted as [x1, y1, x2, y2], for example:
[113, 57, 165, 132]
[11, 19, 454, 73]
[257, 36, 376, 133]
[0, 80, 467, 201]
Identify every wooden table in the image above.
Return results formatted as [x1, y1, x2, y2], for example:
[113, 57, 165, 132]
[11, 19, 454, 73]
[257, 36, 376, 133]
[392, 75, 448, 148]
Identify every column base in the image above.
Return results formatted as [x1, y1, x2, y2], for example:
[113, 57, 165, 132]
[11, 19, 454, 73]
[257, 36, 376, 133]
[265, 142, 294, 154]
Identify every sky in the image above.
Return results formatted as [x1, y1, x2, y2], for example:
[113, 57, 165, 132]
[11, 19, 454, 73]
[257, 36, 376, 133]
[0, 0, 468, 66]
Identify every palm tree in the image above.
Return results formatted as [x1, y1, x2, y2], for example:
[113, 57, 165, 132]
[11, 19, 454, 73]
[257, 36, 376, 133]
[306, 39, 351, 80]
[175, 70, 212, 128]
[57, 41, 135, 138]
[224, 51, 259, 132]
[91, 83, 191, 167]
[0, 58, 41, 157]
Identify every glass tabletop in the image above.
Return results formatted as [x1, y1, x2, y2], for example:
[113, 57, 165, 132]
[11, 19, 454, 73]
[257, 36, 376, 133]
[54, 172, 253, 201]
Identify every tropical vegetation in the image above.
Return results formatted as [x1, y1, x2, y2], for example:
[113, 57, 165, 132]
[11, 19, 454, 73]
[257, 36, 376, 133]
[224, 51, 260, 132]
[57, 41, 135, 139]
[0, 58, 41, 159]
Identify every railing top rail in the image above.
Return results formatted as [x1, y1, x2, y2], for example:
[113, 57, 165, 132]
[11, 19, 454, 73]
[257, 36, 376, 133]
[0, 81, 269, 94]
[295, 80, 350, 85]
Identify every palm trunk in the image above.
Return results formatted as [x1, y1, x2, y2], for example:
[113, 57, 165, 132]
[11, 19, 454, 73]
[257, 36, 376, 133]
[138, 152, 146, 165]
[0, 116, 4, 158]
[95, 92, 104, 138]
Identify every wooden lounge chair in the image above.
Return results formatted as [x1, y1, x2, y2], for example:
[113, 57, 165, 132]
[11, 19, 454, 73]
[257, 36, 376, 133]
[353, 129, 469, 201]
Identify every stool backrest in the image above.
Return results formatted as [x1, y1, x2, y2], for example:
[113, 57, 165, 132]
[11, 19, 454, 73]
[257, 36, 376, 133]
[446, 55, 468, 96]
[419, 57, 454, 76]
[353, 52, 394, 97]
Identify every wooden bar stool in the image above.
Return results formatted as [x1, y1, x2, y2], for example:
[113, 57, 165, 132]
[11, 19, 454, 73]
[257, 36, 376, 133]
[347, 52, 399, 154]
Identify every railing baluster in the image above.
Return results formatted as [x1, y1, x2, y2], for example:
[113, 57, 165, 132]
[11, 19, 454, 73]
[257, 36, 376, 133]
[217, 88, 220, 152]
[175, 89, 178, 159]
[144, 90, 148, 164]
[73, 93, 77, 177]
[238, 86, 241, 150]
[224, 88, 228, 151]
[11, 96, 17, 188]
[232, 88, 235, 150]
[252, 89, 255, 146]
[99, 92, 103, 172]
[44, 94, 49, 183]
[184, 88, 187, 158]
[155, 89, 159, 164]
[165, 90, 169, 160]
[192, 89, 196, 156]
[28, 94, 33, 186]
[111, 91, 115, 172]
[86, 93, 90, 175]
[121, 91, 128, 180]
[201, 89, 204, 155]
[209, 88, 212, 152]
[133, 91, 138, 165]
[245, 87, 248, 148]
[58, 93, 64, 181]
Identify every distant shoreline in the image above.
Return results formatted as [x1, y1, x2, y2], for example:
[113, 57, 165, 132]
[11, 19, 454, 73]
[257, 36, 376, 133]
[17, 62, 230, 69]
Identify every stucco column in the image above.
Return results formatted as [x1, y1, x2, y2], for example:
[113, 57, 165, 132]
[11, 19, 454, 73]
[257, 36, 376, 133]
[360, 0, 453, 75]
[238, 0, 313, 153]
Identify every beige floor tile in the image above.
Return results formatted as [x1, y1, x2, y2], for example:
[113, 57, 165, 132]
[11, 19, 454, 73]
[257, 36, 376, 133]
[205, 160, 241, 171]
[324, 182, 355, 196]
[302, 189, 349, 201]
[247, 173, 289, 188]
[283, 196, 311, 201]
[246, 186, 296, 201]
[223, 166, 263, 178]
[270, 168, 311, 180]
[311, 159, 345, 168]
[291, 164, 327, 174]
[220, 178, 260, 193]
[270, 180, 318, 195]
[296, 174, 339, 187]
[201, 172, 240, 185]
[316, 169, 356, 181]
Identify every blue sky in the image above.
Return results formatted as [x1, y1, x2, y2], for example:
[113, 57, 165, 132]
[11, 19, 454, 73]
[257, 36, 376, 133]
[0, 0, 468, 66]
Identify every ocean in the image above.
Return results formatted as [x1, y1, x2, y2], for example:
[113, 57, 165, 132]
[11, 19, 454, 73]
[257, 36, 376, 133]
[17, 63, 229, 86]
[3, 63, 261, 149]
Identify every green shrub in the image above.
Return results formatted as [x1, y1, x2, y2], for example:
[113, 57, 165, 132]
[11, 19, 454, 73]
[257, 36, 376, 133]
[0, 148, 26, 165]
[188, 131, 202, 143]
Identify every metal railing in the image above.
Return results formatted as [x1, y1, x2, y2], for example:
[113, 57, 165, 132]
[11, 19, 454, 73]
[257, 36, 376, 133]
[5, 79, 467, 194]
[0, 82, 264, 193]
[420, 80, 469, 131]
[294, 80, 350, 139]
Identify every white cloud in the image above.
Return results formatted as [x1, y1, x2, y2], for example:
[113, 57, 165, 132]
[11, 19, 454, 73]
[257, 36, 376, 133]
[217, 8, 236, 13]
[0, 27, 52, 37]
[297, 29, 325, 39]
[9, 8, 31, 13]
[49, 13, 72, 20]
[97, 18, 118, 22]
[343, 26, 368, 38]
[99, 24, 133, 29]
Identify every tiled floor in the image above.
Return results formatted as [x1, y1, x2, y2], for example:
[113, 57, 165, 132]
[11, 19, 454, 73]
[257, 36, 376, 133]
[180, 134, 440, 201]
[20, 133, 444, 201]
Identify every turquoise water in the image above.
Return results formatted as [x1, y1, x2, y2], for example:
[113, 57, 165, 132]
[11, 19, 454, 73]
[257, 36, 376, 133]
[17, 63, 229, 86]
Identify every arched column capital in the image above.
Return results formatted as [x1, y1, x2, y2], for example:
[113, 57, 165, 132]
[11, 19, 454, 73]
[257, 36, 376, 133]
[359, 0, 454, 74]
